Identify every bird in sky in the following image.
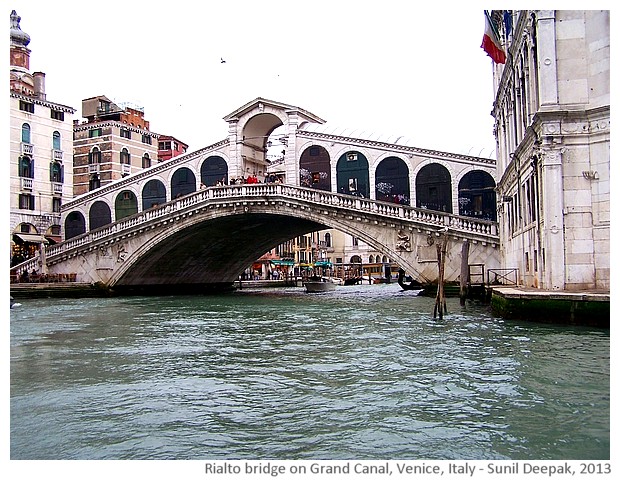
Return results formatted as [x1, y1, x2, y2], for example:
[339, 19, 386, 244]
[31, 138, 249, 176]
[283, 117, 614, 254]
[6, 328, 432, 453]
[221, 57, 226, 63]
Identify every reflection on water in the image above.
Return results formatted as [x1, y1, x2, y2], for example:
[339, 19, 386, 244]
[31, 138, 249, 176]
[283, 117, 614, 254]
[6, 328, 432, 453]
[10, 283, 609, 460]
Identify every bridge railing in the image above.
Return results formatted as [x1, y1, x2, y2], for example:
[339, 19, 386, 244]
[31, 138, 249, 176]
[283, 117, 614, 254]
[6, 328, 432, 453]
[12, 184, 498, 277]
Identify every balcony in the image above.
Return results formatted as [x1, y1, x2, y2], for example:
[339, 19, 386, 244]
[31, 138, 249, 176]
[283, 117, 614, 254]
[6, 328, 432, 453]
[21, 142, 34, 155]
[52, 182, 63, 195]
[52, 149, 63, 161]
[89, 163, 100, 174]
[20, 177, 33, 190]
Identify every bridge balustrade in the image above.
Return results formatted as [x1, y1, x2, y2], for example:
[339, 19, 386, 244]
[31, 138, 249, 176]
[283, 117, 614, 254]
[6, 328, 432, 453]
[12, 183, 498, 279]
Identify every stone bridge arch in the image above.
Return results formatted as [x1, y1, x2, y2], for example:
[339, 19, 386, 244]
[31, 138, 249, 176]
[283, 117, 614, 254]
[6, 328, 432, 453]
[23, 185, 499, 293]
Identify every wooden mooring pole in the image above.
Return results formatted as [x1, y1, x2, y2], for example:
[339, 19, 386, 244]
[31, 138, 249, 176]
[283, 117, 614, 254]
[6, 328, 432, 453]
[433, 235, 448, 319]
[459, 240, 470, 306]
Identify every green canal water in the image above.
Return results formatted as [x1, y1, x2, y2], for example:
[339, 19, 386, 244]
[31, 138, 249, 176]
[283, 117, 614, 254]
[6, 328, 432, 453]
[10, 283, 609, 461]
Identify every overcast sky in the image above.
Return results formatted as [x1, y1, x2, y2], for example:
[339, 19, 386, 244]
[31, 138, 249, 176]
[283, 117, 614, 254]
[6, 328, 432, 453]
[9, 1, 515, 158]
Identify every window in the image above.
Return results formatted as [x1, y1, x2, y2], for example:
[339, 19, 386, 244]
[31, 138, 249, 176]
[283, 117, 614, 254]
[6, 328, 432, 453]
[89, 147, 102, 164]
[89, 174, 101, 191]
[52, 197, 61, 213]
[50, 109, 64, 121]
[50, 225, 61, 236]
[89, 128, 102, 138]
[324, 232, 331, 247]
[19, 193, 35, 210]
[525, 252, 529, 272]
[52, 131, 61, 150]
[19, 156, 33, 178]
[120, 148, 130, 165]
[142, 153, 151, 169]
[142, 134, 152, 145]
[158, 141, 171, 150]
[50, 162, 63, 182]
[19, 100, 34, 113]
[120, 128, 131, 139]
[21, 123, 31, 144]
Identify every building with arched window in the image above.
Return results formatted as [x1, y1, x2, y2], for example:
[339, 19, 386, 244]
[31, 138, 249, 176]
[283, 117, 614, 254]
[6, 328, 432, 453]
[73, 95, 160, 196]
[9, 10, 75, 266]
[488, 10, 609, 290]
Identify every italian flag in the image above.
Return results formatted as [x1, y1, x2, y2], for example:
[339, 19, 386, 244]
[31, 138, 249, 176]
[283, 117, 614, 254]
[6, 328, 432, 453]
[481, 10, 506, 64]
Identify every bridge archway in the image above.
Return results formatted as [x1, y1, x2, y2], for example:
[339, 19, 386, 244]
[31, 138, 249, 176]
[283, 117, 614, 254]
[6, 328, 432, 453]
[200, 156, 228, 186]
[171, 167, 196, 198]
[457, 170, 497, 221]
[416, 163, 452, 213]
[89, 201, 112, 230]
[142, 179, 167, 210]
[336, 151, 370, 198]
[65, 211, 86, 240]
[115, 190, 138, 220]
[375, 156, 410, 205]
[299, 145, 331, 191]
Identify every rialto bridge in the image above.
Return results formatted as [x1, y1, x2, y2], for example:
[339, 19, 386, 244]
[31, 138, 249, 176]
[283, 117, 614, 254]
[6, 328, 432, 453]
[13, 97, 500, 292]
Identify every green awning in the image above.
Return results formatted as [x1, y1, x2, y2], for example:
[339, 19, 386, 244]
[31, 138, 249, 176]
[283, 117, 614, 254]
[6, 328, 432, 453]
[270, 260, 295, 266]
[314, 261, 332, 268]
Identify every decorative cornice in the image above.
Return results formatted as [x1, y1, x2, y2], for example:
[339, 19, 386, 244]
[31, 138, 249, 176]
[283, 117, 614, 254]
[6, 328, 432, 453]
[10, 91, 76, 113]
[73, 120, 159, 137]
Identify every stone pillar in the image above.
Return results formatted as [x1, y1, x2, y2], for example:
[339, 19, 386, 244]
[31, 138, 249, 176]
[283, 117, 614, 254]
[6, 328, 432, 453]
[283, 111, 297, 186]
[227, 119, 241, 180]
[536, 11, 559, 106]
[540, 144, 565, 289]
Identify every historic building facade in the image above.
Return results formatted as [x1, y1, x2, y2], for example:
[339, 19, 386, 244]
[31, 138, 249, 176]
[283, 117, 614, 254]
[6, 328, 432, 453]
[157, 135, 189, 162]
[73, 95, 160, 196]
[9, 10, 76, 266]
[489, 10, 610, 290]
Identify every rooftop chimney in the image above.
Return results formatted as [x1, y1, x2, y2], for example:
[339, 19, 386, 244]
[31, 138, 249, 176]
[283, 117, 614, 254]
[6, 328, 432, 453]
[33, 71, 46, 100]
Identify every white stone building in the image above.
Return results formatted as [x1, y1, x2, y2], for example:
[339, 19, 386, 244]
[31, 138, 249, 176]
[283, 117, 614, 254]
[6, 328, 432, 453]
[9, 10, 75, 267]
[489, 10, 609, 290]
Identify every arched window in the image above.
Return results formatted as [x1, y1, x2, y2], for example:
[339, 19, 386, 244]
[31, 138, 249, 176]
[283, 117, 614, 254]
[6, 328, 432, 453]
[324, 232, 332, 248]
[171, 167, 196, 198]
[142, 179, 167, 209]
[120, 148, 130, 165]
[89, 201, 112, 230]
[375, 156, 410, 205]
[115, 190, 138, 220]
[89, 174, 100, 191]
[200, 156, 228, 186]
[19, 156, 33, 178]
[457, 170, 497, 221]
[21, 123, 31, 144]
[299, 145, 331, 191]
[142, 153, 151, 169]
[89, 147, 101, 164]
[416, 163, 452, 213]
[65, 211, 86, 240]
[336, 151, 370, 198]
[49, 161, 63, 183]
[52, 131, 61, 150]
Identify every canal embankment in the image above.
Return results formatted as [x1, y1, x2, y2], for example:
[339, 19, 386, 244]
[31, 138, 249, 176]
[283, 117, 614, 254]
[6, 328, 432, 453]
[488, 286, 610, 328]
